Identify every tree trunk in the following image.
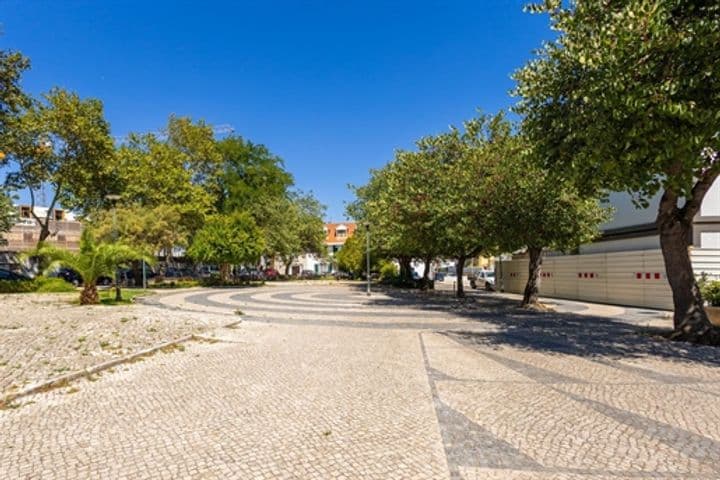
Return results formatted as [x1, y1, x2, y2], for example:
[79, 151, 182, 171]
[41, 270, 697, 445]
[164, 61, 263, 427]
[401, 257, 413, 284]
[421, 255, 432, 290]
[220, 262, 230, 282]
[455, 256, 466, 298]
[658, 206, 719, 343]
[522, 246, 543, 307]
[284, 262, 291, 277]
[80, 283, 99, 305]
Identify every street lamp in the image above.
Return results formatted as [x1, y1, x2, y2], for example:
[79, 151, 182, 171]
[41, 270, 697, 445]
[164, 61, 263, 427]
[365, 222, 371, 296]
[105, 194, 121, 301]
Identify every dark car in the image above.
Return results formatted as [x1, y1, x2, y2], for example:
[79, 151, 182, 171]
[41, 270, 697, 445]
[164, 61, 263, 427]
[333, 271, 353, 280]
[0, 268, 32, 281]
[49, 267, 83, 286]
[300, 269, 318, 279]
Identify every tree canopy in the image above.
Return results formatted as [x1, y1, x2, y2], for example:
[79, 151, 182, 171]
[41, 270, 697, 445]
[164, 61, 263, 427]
[514, 0, 720, 341]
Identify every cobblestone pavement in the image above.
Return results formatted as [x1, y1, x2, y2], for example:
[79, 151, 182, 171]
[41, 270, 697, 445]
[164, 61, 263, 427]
[2, 283, 720, 479]
[0, 291, 229, 396]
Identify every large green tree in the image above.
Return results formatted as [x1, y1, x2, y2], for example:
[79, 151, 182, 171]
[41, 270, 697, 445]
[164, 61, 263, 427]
[215, 136, 293, 214]
[0, 49, 30, 153]
[187, 213, 264, 281]
[259, 192, 326, 275]
[490, 144, 610, 307]
[3, 88, 115, 246]
[414, 114, 504, 297]
[514, 0, 720, 342]
[94, 117, 220, 264]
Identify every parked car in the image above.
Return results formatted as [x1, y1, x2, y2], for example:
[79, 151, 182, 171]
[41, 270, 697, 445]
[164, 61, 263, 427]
[0, 268, 32, 281]
[165, 267, 195, 278]
[248, 269, 264, 281]
[49, 267, 83, 286]
[333, 270, 353, 280]
[469, 270, 495, 291]
[300, 269, 318, 279]
[263, 268, 279, 280]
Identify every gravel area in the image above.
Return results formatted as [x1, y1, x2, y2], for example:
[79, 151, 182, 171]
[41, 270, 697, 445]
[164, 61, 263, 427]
[0, 290, 230, 395]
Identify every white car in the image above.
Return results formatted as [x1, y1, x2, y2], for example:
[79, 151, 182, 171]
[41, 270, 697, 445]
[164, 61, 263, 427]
[470, 270, 495, 290]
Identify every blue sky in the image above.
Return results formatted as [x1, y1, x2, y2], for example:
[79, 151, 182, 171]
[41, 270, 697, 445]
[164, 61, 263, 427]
[1, 0, 550, 220]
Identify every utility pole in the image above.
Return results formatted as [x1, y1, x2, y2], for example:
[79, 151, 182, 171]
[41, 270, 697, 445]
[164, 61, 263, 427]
[365, 222, 371, 296]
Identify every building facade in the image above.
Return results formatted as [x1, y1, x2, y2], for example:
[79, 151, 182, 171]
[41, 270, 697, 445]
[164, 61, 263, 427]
[276, 222, 358, 276]
[2, 205, 83, 253]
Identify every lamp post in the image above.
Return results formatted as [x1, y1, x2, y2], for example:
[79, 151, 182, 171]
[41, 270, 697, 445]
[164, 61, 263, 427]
[105, 194, 121, 301]
[365, 222, 371, 296]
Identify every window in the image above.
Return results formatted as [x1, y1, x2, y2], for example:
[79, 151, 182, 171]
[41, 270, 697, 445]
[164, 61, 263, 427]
[23, 232, 33, 242]
[54, 209, 64, 221]
[21, 206, 31, 218]
[336, 229, 347, 239]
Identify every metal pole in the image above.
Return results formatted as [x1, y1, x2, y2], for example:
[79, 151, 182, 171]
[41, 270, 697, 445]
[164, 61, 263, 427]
[142, 260, 147, 289]
[365, 223, 371, 296]
[113, 205, 121, 301]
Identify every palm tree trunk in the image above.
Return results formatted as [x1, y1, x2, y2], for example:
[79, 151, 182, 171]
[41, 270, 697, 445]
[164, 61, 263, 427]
[80, 283, 99, 305]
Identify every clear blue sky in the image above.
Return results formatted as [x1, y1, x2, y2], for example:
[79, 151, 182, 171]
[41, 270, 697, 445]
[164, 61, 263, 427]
[1, 0, 550, 220]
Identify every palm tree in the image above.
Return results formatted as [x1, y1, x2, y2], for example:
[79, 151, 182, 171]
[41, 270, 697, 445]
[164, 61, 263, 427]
[36, 230, 152, 305]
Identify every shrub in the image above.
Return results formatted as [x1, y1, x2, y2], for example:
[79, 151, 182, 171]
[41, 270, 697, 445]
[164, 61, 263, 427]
[378, 260, 398, 282]
[701, 280, 720, 307]
[34, 277, 77, 293]
[0, 279, 36, 293]
[151, 279, 200, 289]
[0, 277, 76, 294]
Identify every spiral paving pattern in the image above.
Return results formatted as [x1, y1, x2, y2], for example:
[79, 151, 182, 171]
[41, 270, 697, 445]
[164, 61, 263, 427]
[147, 283, 486, 331]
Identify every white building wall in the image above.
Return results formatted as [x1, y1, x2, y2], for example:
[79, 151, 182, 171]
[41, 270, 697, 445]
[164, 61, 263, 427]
[499, 248, 720, 310]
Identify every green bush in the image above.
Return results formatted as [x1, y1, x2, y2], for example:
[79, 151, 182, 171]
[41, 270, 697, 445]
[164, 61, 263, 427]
[34, 277, 77, 293]
[378, 260, 398, 282]
[151, 279, 200, 289]
[0, 279, 36, 293]
[701, 280, 720, 307]
[0, 276, 76, 294]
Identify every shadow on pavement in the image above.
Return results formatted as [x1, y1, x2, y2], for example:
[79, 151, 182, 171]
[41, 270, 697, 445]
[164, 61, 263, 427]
[350, 284, 720, 366]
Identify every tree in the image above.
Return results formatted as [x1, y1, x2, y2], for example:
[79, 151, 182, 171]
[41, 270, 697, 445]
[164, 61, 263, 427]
[258, 192, 326, 275]
[215, 136, 293, 214]
[491, 145, 610, 307]
[0, 49, 30, 153]
[414, 114, 504, 297]
[0, 188, 16, 246]
[3, 88, 115, 247]
[36, 230, 151, 305]
[187, 213, 264, 281]
[514, 0, 720, 342]
[96, 117, 221, 264]
[336, 230, 376, 277]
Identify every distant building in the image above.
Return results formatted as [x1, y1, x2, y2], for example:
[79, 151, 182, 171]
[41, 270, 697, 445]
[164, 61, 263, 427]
[276, 222, 357, 276]
[1, 205, 83, 253]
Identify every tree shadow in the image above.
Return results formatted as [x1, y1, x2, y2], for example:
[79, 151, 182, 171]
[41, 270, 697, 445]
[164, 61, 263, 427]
[350, 284, 720, 366]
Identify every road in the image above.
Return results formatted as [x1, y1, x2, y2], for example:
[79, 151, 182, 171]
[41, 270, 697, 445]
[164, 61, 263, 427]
[2, 283, 720, 479]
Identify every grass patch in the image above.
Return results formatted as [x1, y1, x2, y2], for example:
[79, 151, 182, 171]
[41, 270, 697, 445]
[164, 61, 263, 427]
[98, 288, 152, 305]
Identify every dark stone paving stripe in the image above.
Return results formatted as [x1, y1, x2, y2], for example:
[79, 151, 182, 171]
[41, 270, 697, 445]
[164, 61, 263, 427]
[436, 399, 542, 472]
[473, 349, 587, 385]
[556, 387, 720, 471]
[592, 358, 700, 384]
[418, 333, 542, 479]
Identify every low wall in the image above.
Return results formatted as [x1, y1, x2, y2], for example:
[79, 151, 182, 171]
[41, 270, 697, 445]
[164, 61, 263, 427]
[498, 249, 720, 311]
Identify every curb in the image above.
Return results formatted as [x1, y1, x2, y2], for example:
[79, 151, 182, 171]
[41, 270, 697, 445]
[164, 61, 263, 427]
[1, 318, 243, 407]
